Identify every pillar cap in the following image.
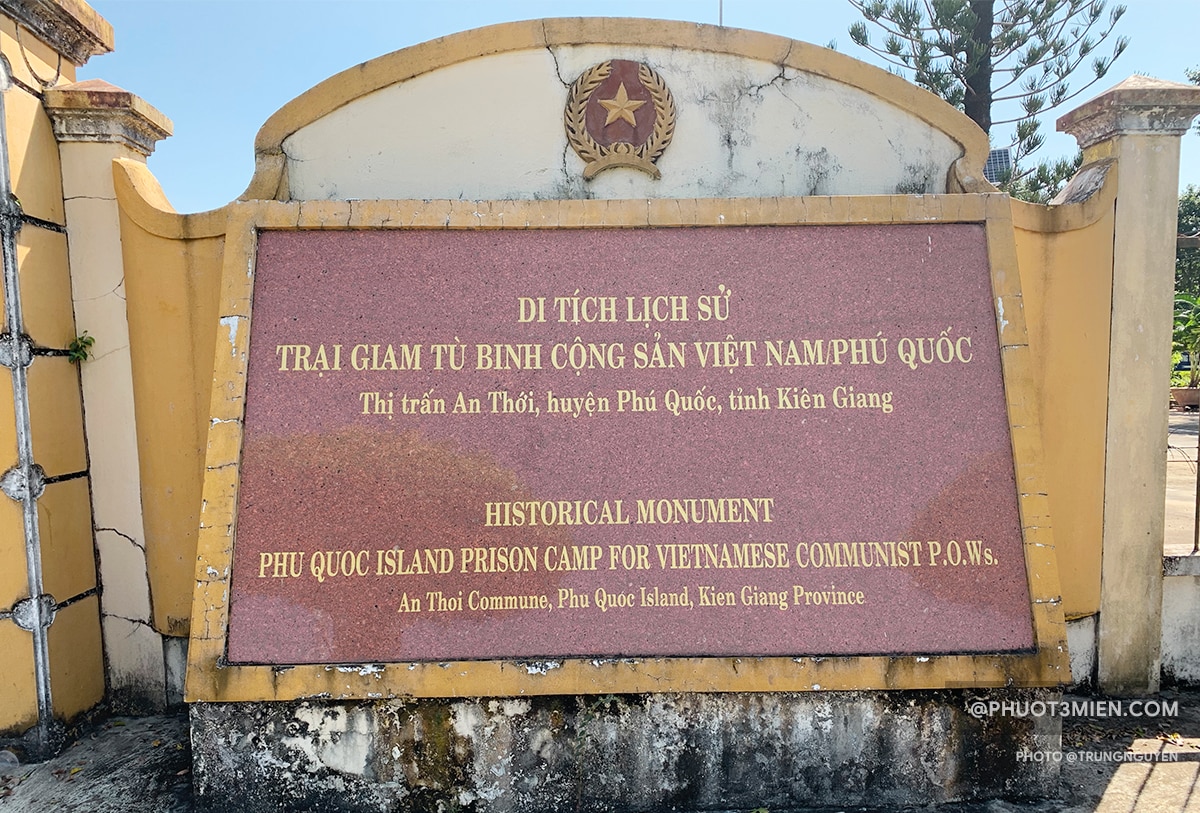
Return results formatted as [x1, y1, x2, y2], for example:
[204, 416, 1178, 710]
[43, 79, 172, 156]
[1058, 75, 1200, 150]
[1, 0, 113, 66]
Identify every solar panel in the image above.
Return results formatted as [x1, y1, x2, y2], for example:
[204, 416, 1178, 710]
[983, 148, 1011, 184]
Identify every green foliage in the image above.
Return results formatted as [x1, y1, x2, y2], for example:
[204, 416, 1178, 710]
[67, 330, 94, 364]
[1172, 353, 1190, 388]
[1178, 185, 1200, 298]
[1004, 150, 1083, 203]
[1182, 69, 1200, 298]
[847, 1, 1129, 187]
[1189, 66, 1200, 135]
[1173, 295, 1200, 387]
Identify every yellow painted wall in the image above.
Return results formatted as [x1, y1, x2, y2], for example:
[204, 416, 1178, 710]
[0, 17, 73, 226]
[47, 595, 105, 719]
[27, 357, 87, 477]
[0, 501, 25, 611]
[39, 478, 98, 601]
[1011, 174, 1117, 620]
[0, 2, 107, 736]
[0, 620, 36, 732]
[18, 228, 75, 348]
[115, 162, 225, 635]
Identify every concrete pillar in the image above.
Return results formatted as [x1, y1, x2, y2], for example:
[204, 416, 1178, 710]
[1058, 76, 1200, 695]
[43, 79, 172, 712]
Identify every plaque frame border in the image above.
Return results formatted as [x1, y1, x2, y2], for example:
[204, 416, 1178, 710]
[185, 194, 1069, 703]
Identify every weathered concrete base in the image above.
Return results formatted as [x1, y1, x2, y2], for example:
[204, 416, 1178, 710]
[190, 689, 1061, 812]
[102, 616, 166, 714]
[1163, 556, 1200, 686]
[1066, 615, 1098, 689]
[164, 636, 189, 708]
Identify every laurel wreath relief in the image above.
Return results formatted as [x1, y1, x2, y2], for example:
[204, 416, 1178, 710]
[564, 61, 612, 165]
[564, 60, 676, 178]
[636, 62, 675, 163]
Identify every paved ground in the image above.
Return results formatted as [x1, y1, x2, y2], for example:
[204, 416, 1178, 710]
[0, 714, 191, 811]
[1, 692, 1198, 812]
[1167, 408, 1200, 556]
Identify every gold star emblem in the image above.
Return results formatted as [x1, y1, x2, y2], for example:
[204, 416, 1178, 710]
[598, 83, 646, 127]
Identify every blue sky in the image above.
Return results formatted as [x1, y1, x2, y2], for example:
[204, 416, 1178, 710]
[80, 0, 1200, 213]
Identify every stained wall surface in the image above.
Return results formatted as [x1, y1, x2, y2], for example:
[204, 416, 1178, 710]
[283, 44, 964, 201]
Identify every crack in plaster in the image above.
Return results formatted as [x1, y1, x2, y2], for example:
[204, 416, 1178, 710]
[545, 38, 569, 88]
[745, 62, 789, 98]
[85, 341, 130, 364]
[97, 525, 146, 553]
[63, 194, 115, 202]
[554, 141, 590, 199]
[74, 275, 126, 304]
[103, 612, 155, 631]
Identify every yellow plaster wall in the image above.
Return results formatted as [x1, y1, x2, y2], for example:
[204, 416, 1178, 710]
[0, 15, 35, 736]
[38, 478, 96, 602]
[0, 620, 36, 731]
[3, 77, 66, 226]
[113, 166, 226, 635]
[47, 595, 104, 719]
[1010, 178, 1117, 620]
[26, 356, 86, 477]
[0, 6, 107, 735]
[18, 227, 75, 348]
[0, 495, 26, 610]
[0, 14, 79, 225]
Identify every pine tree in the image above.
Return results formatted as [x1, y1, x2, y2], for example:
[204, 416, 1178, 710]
[848, 0, 1128, 201]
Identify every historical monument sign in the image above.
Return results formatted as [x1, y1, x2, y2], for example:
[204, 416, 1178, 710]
[224, 219, 1034, 666]
[171, 21, 1080, 810]
[179, 20, 1068, 705]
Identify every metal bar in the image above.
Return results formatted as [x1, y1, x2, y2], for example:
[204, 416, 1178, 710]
[0, 56, 55, 756]
[20, 213, 64, 233]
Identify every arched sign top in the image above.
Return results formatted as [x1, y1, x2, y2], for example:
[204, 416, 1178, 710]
[241, 18, 993, 202]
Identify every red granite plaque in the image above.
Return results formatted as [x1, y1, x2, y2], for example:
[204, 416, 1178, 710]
[225, 225, 1033, 665]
